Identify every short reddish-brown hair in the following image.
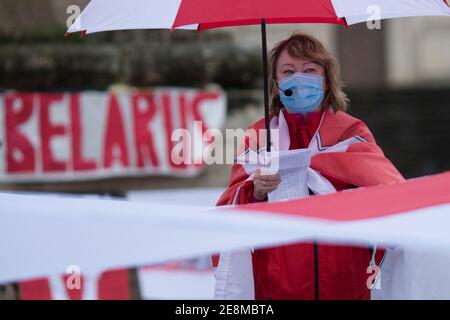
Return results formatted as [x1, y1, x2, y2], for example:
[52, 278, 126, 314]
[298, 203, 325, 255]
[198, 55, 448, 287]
[269, 32, 349, 115]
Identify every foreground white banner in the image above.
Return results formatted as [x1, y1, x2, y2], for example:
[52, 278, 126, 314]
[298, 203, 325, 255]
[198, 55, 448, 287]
[1, 172, 450, 298]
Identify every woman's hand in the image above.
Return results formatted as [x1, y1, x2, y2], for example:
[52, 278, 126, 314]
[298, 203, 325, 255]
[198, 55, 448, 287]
[253, 168, 281, 201]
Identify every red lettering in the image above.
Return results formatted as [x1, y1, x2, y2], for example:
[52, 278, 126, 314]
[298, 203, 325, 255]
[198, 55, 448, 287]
[62, 273, 85, 300]
[132, 93, 159, 168]
[192, 92, 220, 143]
[19, 269, 130, 300]
[40, 94, 67, 172]
[179, 93, 189, 130]
[103, 95, 129, 168]
[97, 269, 130, 300]
[70, 94, 97, 172]
[178, 93, 192, 167]
[19, 278, 52, 300]
[191, 92, 220, 167]
[5, 93, 36, 173]
[162, 93, 186, 169]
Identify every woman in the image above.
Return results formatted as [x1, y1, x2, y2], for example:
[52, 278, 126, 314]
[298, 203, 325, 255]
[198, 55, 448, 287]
[215, 32, 404, 300]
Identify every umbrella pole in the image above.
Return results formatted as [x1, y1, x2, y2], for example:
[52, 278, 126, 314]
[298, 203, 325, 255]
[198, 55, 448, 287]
[261, 19, 271, 152]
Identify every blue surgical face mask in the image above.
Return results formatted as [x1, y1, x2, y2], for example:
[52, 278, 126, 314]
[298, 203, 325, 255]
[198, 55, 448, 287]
[278, 72, 324, 115]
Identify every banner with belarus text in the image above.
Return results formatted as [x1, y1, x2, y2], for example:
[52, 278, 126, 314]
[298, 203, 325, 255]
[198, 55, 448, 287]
[0, 89, 226, 182]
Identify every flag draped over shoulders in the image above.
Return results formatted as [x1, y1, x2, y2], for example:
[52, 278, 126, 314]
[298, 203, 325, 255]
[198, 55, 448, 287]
[217, 107, 404, 207]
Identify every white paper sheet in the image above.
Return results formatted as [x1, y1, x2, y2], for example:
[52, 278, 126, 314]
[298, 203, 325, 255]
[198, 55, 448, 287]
[267, 149, 312, 202]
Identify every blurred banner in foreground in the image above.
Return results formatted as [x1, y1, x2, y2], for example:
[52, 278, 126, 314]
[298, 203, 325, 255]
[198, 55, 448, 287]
[13, 189, 221, 300]
[1, 172, 450, 299]
[0, 88, 226, 182]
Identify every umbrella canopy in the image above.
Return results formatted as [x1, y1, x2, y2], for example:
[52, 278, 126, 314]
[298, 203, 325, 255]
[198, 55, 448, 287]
[67, 0, 450, 150]
[68, 0, 450, 33]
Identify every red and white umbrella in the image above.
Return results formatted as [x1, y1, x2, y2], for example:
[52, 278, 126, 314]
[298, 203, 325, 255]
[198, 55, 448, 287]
[67, 0, 450, 150]
[68, 0, 450, 33]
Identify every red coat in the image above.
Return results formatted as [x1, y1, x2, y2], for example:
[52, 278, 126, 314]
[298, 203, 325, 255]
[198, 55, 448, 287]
[216, 107, 404, 300]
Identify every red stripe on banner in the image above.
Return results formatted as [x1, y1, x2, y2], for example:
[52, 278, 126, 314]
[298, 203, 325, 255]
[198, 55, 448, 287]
[140, 263, 214, 274]
[236, 172, 450, 222]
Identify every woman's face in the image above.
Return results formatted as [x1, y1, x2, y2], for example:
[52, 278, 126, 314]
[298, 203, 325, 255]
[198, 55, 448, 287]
[275, 48, 327, 93]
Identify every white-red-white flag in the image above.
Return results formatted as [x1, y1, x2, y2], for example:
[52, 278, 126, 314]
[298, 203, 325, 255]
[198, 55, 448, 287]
[1, 172, 449, 298]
